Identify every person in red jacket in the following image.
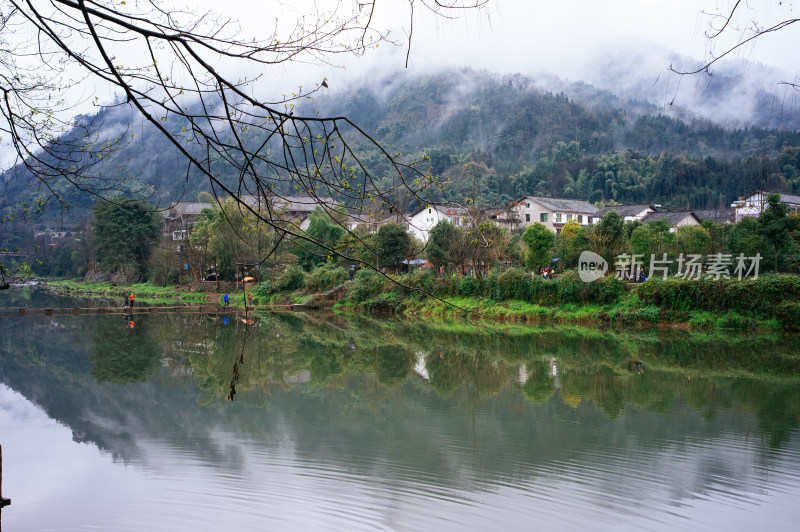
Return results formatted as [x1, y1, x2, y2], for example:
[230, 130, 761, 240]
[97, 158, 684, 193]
[129, 293, 135, 308]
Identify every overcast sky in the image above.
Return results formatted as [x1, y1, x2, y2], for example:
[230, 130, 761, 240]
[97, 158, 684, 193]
[235, 0, 797, 94]
[3, 1, 797, 168]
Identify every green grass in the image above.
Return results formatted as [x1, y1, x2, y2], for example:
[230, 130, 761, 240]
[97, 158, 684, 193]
[44, 279, 210, 305]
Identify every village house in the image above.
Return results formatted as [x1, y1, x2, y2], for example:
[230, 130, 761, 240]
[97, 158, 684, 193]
[406, 205, 470, 242]
[241, 194, 337, 230]
[343, 212, 387, 233]
[163, 202, 209, 240]
[639, 209, 702, 231]
[592, 204, 656, 223]
[694, 208, 734, 225]
[502, 196, 597, 233]
[164, 194, 338, 240]
[731, 191, 800, 221]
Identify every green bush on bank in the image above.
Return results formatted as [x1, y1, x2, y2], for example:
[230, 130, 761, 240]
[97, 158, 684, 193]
[305, 264, 348, 293]
[274, 265, 307, 292]
[637, 274, 800, 316]
[346, 269, 385, 303]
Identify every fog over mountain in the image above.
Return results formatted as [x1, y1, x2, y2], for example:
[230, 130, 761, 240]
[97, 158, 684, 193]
[3, 65, 800, 227]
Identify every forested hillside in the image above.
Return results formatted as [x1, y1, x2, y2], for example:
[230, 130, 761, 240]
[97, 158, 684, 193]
[3, 68, 800, 227]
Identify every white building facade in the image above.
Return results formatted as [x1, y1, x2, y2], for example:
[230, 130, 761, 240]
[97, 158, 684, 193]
[731, 191, 800, 222]
[508, 196, 597, 233]
[406, 206, 469, 242]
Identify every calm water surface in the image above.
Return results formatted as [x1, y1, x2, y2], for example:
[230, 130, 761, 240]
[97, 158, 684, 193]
[1, 288, 800, 531]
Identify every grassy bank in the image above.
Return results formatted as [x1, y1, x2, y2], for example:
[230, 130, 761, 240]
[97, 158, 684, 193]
[332, 268, 800, 331]
[38, 268, 800, 331]
[44, 279, 210, 305]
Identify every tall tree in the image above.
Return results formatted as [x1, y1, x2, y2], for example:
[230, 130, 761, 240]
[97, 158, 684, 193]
[375, 223, 411, 269]
[91, 198, 162, 274]
[758, 192, 799, 272]
[426, 220, 461, 272]
[521, 222, 554, 270]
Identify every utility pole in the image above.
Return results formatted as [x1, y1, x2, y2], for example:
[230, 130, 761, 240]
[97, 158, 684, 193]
[1, 443, 11, 528]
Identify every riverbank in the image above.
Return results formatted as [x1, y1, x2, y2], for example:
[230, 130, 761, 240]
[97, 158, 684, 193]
[332, 269, 800, 332]
[33, 270, 800, 331]
[43, 279, 211, 305]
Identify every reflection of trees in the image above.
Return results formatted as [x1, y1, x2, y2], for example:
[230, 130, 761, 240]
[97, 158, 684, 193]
[374, 346, 413, 386]
[89, 318, 161, 384]
[187, 315, 302, 402]
[427, 350, 513, 398]
[522, 362, 555, 404]
[77, 308, 800, 445]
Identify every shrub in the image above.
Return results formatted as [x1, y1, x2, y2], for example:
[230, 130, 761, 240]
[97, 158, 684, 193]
[635, 305, 660, 324]
[305, 264, 348, 293]
[362, 291, 401, 312]
[556, 270, 586, 304]
[274, 265, 306, 292]
[254, 280, 273, 297]
[778, 301, 800, 331]
[346, 269, 384, 303]
[638, 274, 800, 315]
[432, 275, 459, 297]
[490, 268, 530, 301]
[457, 275, 485, 297]
[589, 275, 626, 305]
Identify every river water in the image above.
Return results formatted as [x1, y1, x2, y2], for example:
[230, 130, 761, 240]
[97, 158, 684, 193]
[1, 288, 800, 531]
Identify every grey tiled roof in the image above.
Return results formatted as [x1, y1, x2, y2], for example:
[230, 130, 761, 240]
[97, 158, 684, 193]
[241, 194, 336, 212]
[780, 193, 800, 205]
[169, 202, 210, 215]
[524, 196, 597, 213]
[640, 210, 700, 225]
[694, 209, 734, 223]
[594, 204, 654, 218]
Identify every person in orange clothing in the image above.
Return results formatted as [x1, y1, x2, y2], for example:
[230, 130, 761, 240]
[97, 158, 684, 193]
[129, 292, 135, 308]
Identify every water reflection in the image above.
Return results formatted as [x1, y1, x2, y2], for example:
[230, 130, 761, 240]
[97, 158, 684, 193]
[2, 289, 800, 530]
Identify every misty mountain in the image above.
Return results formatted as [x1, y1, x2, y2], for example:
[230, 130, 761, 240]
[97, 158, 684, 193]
[2, 68, 800, 228]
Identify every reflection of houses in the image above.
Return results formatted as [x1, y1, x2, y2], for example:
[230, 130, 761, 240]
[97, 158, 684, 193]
[593, 204, 656, 223]
[406, 205, 470, 242]
[504, 196, 597, 233]
[639, 210, 702, 232]
[163, 202, 209, 240]
[731, 191, 800, 222]
[413, 352, 430, 380]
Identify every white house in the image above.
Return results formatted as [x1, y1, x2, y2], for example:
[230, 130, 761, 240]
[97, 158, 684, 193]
[731, 191, 800, 222]
[406, 205, 469, 242]
[505, 196, 597, 233]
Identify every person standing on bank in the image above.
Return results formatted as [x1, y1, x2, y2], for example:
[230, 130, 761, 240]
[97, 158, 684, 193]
[129, 292, 135, 308]
[223, 293, 229, 307]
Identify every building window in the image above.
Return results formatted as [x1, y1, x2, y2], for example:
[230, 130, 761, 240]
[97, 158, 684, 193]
[540, 213, 548, 223]
[567, 214, 573, 221]
[525, 213, 531, 222]
[577, 215, 583, 223]
[428, 208, 432, 214]
[555, 213, 562, 223]
[526, 203, 531, 208]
